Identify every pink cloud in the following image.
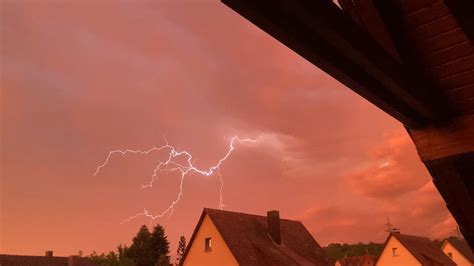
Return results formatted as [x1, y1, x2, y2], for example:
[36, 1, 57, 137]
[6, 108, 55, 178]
[347, 132, 430, 198]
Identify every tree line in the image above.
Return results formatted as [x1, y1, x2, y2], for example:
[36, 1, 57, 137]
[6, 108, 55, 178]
[323, 242, 384, 262]
[89, 224, 187, 266]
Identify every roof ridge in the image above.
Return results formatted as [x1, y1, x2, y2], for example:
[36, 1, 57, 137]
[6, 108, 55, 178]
[204, 208, 299, 222]
[0, 254, 68, 258]
[392, 232, 431, 241]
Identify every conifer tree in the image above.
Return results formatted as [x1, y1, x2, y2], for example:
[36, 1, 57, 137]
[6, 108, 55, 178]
[151, 224, 170, 265]
[176, 236, 187, 265]
[127, 225, 152, 266]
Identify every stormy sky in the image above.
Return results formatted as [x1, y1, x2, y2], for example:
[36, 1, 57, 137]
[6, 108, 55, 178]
[1, 0, 456, 256]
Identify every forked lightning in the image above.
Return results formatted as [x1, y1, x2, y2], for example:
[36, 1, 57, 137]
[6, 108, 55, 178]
[94, 136, 257, 223]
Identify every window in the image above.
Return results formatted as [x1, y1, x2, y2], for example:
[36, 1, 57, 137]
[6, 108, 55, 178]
[392, 247, 398, 257]
[205, 237, 212, 252]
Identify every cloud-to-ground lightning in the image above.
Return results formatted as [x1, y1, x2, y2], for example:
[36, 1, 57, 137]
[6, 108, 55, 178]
[94, 136, 257, 223]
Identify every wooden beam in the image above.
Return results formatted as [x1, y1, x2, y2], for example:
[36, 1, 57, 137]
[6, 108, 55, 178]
[408, 113, 474, 161]
[423, 152, 474, 251]
[407, 114, 474, 250]
[372, 0, 454, 120]
[338, 0, 365, 28]
[221, 0, 448, 127]
[338, 0, 401, 61]
[444, 0, 474, 44]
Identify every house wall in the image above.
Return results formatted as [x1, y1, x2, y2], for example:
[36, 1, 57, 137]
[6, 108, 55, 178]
[183, 215, 238, 266]
[376, 236, 421, 266]
[442, 242, 474, 266]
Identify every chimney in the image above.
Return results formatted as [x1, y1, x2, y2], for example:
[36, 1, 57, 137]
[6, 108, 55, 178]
[68, 255, 80, 266]
[267, 210, 281, 245]
[45, 251, 53, 257]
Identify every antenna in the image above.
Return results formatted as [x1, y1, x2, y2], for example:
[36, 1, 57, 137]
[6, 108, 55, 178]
[384, 217, 394, 233]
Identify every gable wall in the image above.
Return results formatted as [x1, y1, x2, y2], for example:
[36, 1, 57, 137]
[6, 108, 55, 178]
[442, 242, 474, 266]
[183, 214, 238, 266]
[376, 236, 421, 266]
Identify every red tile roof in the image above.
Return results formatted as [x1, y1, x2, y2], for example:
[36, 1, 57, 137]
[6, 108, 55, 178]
[0, 254, 97, 266]
[182, 208, 330, 266]
[378, 233, 456, 266]
[445, 238, 474, 263]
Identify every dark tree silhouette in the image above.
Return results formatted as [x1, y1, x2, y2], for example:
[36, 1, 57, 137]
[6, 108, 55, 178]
[150, 224, 170, 265]
[156, 254, 169, 266]
[323, 242, 384, 261]
[89, 224, 170, 266]
[176, 236, 187, 265]
[127, 225, 152, 266]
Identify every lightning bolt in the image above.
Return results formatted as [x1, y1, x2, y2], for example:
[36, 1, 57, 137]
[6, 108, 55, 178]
[217, 168, 225, 210]
[94, 136, 257, 223]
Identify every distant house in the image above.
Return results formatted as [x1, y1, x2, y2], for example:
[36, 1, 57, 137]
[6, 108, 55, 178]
[0, 251, 97, 266]
[336, 254, 375, 266]
[375, 233, 455, 266]
[441, 238, 474, 266]
[181, 208, 330, 266]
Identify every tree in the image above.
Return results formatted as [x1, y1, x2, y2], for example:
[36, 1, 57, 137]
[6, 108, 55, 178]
[127, 225, 153, 266]
[323, 242, 384, 261]
[89, 224, 170, 266]
[176, 236, 187, 265]
[89, 251, 120, 266]
[89, 251, 104, 265]
[156, 254, 169, 266]
[126, 224, 170, 266]
[117, 245, 136, 266]
[150, 224, 170, 265]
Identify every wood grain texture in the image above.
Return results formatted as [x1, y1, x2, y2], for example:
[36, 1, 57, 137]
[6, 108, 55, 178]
[408, 114, 474, 161]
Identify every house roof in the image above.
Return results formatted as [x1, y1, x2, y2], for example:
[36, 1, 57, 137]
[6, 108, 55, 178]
[0, 254, 97, 266]
[444, 238, 474, 263]
[377, 233, 456, 266]
[182, 208, 330, 266]
[337, 254, 375, 266]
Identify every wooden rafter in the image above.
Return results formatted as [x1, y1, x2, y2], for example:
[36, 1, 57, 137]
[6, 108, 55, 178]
[372, 0, 455, 120]
[444, 0, 474, 44]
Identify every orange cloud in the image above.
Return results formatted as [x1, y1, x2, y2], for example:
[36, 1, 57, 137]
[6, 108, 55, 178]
[347, 132, 430, 198]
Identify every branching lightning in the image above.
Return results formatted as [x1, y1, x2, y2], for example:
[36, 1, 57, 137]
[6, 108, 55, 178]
[94, 136, 257, 223]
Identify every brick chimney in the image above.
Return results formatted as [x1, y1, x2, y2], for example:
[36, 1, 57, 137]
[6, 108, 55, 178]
[267, 210, 281, 245]
[68, 255, 81, 266]
[45, 251, 53, 257]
